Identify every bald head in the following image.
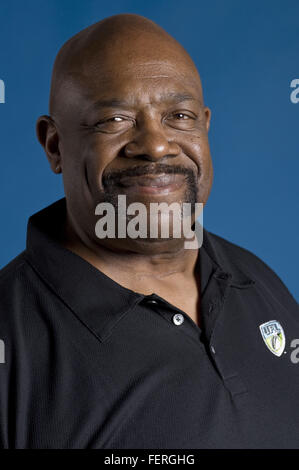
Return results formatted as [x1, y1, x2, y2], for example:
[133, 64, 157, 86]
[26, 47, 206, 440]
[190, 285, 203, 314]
[49, 13, 203, 118]
[37, 13, 213, 257]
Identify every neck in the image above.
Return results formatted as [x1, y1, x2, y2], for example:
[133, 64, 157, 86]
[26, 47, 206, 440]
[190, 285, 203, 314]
[61, 209, 199, 287]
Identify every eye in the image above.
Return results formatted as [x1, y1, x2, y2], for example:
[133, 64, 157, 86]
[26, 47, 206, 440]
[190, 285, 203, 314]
[173, 113, 190, 120]
[106, 117, 123, 122]
[165, 111, 196, 130]
[94, 116, 133, 133]
[97, 116, 124, 125]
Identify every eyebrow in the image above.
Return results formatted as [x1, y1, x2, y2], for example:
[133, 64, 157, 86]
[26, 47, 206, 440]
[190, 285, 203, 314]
[87, 92, 199, 112]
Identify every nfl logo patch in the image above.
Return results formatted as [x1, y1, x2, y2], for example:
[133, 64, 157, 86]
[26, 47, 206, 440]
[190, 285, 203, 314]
[259, 320, 285, 357]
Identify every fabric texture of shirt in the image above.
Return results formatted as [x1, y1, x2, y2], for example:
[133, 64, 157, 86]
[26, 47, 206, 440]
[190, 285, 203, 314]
[0, 197, 298, 449]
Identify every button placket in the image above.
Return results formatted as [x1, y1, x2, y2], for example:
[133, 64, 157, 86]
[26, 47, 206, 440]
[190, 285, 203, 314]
[142, 295, 201, 341]
[209, 319, 248, 401]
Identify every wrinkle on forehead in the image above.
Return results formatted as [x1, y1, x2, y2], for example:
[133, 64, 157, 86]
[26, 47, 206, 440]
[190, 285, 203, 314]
[49, 14, 203, 117]
[81, 62, 201, 90]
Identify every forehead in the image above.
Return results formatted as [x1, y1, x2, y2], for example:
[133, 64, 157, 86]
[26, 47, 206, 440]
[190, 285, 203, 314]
[92, 59, 198, 81]
[74, 60, 202, 111]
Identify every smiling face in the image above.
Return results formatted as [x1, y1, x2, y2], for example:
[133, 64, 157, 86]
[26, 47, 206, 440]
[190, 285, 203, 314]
[37, 15, 213, 253]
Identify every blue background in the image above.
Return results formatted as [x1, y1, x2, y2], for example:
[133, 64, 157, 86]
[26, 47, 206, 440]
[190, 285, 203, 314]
[0, 0, 298, 300]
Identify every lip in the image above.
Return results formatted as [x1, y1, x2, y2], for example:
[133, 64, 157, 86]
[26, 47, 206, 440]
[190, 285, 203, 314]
[116, 173, 186, 195]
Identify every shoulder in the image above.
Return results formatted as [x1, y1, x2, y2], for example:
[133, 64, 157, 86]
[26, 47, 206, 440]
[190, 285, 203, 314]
[204, 230, 298, 310]
[0, 251, 27, 282]
[0, 251, 39, 322]
[0, 251, 32, 293]
[205, 230, 276, 275]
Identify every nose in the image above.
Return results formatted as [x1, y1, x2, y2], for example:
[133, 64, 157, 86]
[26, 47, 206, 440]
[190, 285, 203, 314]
[124, 120, 180, 161]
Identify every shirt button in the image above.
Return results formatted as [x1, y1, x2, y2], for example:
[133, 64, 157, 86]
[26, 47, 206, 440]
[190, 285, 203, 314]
[147, 299, 158, 305]
[217, 272, 230, 280]
[210, 345, 216, 354]
[172, 313, 184, 326]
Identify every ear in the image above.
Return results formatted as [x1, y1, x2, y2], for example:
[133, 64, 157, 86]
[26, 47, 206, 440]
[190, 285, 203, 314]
[204, 107, 212, 132]
[36, 115, 62, 174]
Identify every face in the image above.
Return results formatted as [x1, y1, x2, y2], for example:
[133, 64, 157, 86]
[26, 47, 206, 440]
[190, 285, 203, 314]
[38, 39, 213, 253]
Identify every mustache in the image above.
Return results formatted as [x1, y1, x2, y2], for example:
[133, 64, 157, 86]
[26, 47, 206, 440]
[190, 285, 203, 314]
[103, 163, 199, 187]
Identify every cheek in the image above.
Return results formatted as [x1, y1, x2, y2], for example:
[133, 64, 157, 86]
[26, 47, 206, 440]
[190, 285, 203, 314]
[178, 132, 211, 176]
[178, 133, 213, 202]
[59, 136, 83, 198]
[83, 137, 118, 193]
[59, 136, 100, 200]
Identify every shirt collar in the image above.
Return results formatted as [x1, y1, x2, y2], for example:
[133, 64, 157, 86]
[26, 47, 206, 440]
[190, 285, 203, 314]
[25, 197, 253, 341]
[201, 228, 256, 288]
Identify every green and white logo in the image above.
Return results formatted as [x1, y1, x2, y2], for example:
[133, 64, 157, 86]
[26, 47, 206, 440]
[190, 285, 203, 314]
[259, 320, 285, 357]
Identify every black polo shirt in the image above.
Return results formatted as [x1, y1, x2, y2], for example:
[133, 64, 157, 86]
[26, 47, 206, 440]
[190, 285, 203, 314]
[0, 197, 298, 449]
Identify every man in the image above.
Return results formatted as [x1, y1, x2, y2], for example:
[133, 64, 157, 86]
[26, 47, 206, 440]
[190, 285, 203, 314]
[0, 13, 298, 449]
